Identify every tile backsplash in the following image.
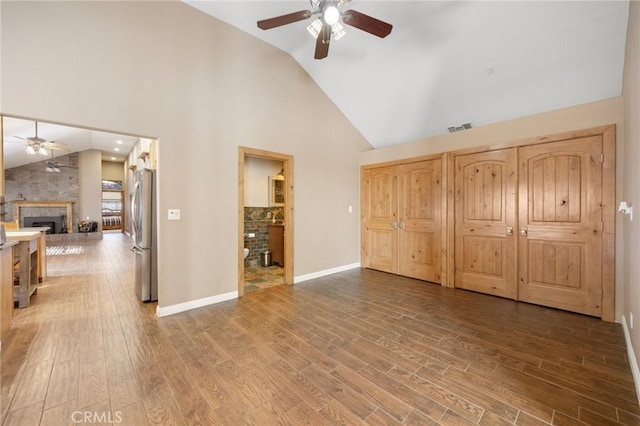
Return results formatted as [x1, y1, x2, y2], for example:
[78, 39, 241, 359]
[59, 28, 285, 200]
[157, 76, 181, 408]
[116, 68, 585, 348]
[244, 207, 284, 267]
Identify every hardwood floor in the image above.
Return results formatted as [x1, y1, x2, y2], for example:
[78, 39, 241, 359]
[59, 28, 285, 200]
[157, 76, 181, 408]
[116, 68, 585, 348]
[1, 233, 638, 425]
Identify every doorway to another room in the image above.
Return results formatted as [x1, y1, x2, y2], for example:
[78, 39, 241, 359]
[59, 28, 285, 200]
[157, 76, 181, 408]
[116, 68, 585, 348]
[238, 147, 293, 296]
[101, 182, 124, 233]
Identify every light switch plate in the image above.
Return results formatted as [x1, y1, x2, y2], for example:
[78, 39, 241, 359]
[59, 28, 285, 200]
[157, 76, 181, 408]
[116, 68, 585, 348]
[168, 209, 181, 220]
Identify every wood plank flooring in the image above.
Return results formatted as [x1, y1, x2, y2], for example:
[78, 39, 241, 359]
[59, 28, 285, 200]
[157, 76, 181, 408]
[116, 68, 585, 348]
[1, 233, 638, 425]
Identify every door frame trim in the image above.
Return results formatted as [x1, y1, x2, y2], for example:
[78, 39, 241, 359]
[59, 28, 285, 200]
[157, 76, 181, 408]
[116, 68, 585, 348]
[238, 146, 294, 297]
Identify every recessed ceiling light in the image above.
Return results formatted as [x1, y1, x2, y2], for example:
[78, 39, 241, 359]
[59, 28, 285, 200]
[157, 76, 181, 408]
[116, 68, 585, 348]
[114, 147, 120, 152]
[116, 140, 123, 144]
[111, 157, 116, 161]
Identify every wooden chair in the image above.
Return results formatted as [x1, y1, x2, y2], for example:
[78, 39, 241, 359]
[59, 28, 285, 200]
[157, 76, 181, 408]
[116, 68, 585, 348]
[1, 221, 19, 230]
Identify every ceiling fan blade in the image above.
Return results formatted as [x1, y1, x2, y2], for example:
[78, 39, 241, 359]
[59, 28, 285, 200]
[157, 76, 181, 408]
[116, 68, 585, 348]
[314, 24, 331, 60]
[342, 9, 393, 38]
[44, 141, 70, 151]
[257, 10, 312, 30]
[48, 145, 71, 152]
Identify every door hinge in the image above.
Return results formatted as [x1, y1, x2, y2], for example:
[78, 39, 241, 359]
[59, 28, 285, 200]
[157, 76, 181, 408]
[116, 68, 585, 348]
[601, 222, 604, 232]
[600, 153, 604, 163]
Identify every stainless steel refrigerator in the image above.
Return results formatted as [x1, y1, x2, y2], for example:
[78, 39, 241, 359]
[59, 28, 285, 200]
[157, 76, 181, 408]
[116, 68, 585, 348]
[131, 169, 158, 302]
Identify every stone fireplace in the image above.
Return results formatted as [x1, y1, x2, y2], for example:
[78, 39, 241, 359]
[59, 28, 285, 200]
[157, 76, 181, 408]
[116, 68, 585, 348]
[4, 156, 102, 241]
[12, 201, 74, 233]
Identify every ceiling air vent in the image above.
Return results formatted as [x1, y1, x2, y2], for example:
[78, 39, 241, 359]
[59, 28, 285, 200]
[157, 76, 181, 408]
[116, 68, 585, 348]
[448, 123, 472, 133]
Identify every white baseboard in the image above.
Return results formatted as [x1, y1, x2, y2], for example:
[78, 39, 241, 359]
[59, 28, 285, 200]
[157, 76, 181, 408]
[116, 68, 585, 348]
[621, 314, 640, 406]
[156, 263, 361, 316]
[156, 290, 238, 317]
[294, 262, 361, 284]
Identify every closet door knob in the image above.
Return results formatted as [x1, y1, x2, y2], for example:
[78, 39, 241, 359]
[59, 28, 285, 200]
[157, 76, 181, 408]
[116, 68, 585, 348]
[399, 223, 405, 230]
[506, 226, 513, 236]
[520, 227, 528, 236]
[391, 222, 398, 229]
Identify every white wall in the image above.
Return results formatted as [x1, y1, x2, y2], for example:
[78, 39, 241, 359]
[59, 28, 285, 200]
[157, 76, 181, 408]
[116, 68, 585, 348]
[622, 0, 640, 368]
[101, 161, 124, 182]
[1, 1, 370, 309]
[360, 97, 624, 166]
[245, 157, 282, 207]
[78, 149, 102, 226]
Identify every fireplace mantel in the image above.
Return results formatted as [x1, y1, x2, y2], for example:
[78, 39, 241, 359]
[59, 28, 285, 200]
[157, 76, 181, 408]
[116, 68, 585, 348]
[12, 201, 74, 233]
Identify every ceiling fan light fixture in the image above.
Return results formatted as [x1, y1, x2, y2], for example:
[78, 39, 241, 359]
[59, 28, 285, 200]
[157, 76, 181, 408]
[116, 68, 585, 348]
[39, 147, 48, 156]
[307, 18, 323, 38]
[25, 145, 36, 155]
[308, 18, 346, 41]
[323, 5, 340, 25]
[258, 1, 391, 59]
[45, 165, 61, 173]
[331, 22, 347, 40]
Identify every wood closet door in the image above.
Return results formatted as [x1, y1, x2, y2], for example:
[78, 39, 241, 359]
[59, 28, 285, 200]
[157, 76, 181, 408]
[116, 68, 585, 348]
[454, 149, 517, 298]
[362, 166, 398, 274]
[518, 137, 603, 317]
[398, 160, 442, 283]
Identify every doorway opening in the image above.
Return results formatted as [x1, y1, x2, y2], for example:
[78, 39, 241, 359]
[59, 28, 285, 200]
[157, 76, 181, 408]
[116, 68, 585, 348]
[102, 186, 124, 233]
[238, 147, 293, 296]
[1, 113, 160, 307]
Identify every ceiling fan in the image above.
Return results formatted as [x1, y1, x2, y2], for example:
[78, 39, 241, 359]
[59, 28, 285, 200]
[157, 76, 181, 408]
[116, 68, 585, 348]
[6, 121, 70, 156]
[257, 0, 392, 59]
[45, 151, 76, 173]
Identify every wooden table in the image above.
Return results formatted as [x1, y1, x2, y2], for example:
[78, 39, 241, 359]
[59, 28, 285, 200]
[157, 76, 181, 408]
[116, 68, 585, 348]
[15, 227, 49, 282]
[6, 231, 40, 308]
[0, 240, 18, 341]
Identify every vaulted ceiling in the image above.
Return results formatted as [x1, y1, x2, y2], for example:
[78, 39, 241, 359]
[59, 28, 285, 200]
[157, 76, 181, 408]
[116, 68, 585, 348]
[184, 1, 630, 149]
[3, 117, 138, 169]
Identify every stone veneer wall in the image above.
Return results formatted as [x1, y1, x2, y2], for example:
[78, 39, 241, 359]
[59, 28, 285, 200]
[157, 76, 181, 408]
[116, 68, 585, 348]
[4, 153, 80, 230]
[244, 206, 284, 267]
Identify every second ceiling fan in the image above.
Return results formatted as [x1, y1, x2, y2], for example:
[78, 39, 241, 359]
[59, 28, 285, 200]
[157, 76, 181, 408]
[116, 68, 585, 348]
[257, 0, 392, 60]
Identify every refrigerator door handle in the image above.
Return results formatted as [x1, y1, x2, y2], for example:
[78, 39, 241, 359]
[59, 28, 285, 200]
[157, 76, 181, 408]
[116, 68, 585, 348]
[131, 246, 143, 255]
[131, 180, 141, 238]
